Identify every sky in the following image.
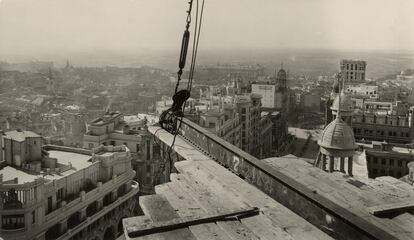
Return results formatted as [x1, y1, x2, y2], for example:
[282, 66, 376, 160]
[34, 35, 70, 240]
[0, 0, 413, 60]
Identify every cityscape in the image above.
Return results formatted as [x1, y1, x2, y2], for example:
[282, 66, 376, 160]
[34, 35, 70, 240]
[1, 0, 414, 240]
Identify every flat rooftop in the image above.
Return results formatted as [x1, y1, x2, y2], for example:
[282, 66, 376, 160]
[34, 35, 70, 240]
[3, 130, 40, 142]
[47, 150, 92, 170]
[0, 149, 93, 183]
[0, 166, 40, 184]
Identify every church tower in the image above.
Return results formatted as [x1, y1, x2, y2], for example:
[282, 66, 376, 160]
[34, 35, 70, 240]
[275, 64, 289, 115]
[315, 77, 356, 176]
[46, 68, 55, 94]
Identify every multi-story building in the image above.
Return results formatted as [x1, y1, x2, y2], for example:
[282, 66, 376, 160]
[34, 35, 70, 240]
[196, 104, 241, 148]
[362, 141, 414, 179]
[83, 111, 161, 194]
[345, 84, 378, 99]
[251, 67, 290, 114]
[0, 130, 138, 240]
[235, 94, 261, 155]
[340, 59, 367, 82]
[326, 89, 414, 144]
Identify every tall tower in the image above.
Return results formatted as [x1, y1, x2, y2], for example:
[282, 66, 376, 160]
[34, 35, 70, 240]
[276, 64, 287, 91]
[275, 64, 289, 115]
[315, 82, 356, 176]
[46, 68, 55, 94]
[340, 59, 366, 82]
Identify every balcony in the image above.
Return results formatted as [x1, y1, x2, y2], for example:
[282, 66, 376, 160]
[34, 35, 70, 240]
[43, 171, 137, 233]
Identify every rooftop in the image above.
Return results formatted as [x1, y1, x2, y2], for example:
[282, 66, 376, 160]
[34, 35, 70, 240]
[263, 156, 414, 239]
[125, 127, 333, 240]
[0, 148, 93, 183]
[3, 130, 40, 142]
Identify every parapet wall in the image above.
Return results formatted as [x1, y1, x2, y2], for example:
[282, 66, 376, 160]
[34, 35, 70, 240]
[176, 118, 398, 240]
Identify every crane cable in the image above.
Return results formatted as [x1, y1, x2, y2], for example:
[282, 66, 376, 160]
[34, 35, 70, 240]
[157, 0, 205, 182]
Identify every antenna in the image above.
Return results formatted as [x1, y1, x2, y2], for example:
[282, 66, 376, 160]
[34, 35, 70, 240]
[337, 73, 342, 120]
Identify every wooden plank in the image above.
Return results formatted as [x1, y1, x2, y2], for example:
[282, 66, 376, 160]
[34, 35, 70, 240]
[241, 214, 296, 240]
[131, 194, 196, 240]
[216, 220, 260, 240]
[176, 164, 250, 209]
[391, 213, 414, 239]
[263, 207, 333, 240]
[127, 207, 259, 238]
[154, 181, 248, 240]
[176, 160, 333, 240]
[155, 182, 205, 218]
[189, 223, 231, 240]
[169, 173, 241, 213]
[175, 160, 277, 209]
[368, 201, 414, 216]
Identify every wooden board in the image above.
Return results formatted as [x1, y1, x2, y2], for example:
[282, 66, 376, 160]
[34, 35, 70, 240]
[175, 159, 333, 240]
[241, 214, 296, 240]
[129, 195, 197, 240]
[189, 223, 231, 240]
[155, 182, 205, 218]
[217, 220, 261, 240]
[169, 173, 240, 213]
[368, 201, 414, 216]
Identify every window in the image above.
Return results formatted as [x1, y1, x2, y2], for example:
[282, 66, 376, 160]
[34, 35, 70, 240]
[56, 188, 63, 201]
[373, 169, 378, 175]
[381, 159, 386, 165]
[110, 141, 116, 146]
[32, 211, 36, 224]
[398, 160, 403, 167]
[389, 159, 394, 166]
[47, 196, 53, 214]
[373, 157, 378, 164]
[2, 215, 25, 230]
[389, 170, 394, 176]
[146, 140, 151, 160]
[136, 144, 140, 152]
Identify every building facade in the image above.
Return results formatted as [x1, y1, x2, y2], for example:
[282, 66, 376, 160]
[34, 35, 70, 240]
[0, 130, 138, 240]
[340, 59, 367, 82]
[196, 104, 241, 148]
[363, 141, 414, 179]
[83, 112, 161, 194]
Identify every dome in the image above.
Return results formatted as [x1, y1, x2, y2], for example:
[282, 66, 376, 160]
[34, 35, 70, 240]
[276, 69, 287, 80]
[318, 117, 356, 150]
[331, 91, 353, 112]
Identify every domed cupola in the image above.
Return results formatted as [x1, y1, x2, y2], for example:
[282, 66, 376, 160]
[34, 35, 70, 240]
[318, 117, 356, 151]
[315, 75, 356, 176]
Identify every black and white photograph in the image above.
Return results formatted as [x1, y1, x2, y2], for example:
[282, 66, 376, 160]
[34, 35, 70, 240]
[0, 0, 413, 239]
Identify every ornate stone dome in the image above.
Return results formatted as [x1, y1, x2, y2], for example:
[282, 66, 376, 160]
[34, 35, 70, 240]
[318, 117, 356, 150]
[331, 91, 353, 112]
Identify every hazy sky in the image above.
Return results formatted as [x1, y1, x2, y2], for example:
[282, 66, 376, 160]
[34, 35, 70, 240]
[0, 0, 413, 59]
